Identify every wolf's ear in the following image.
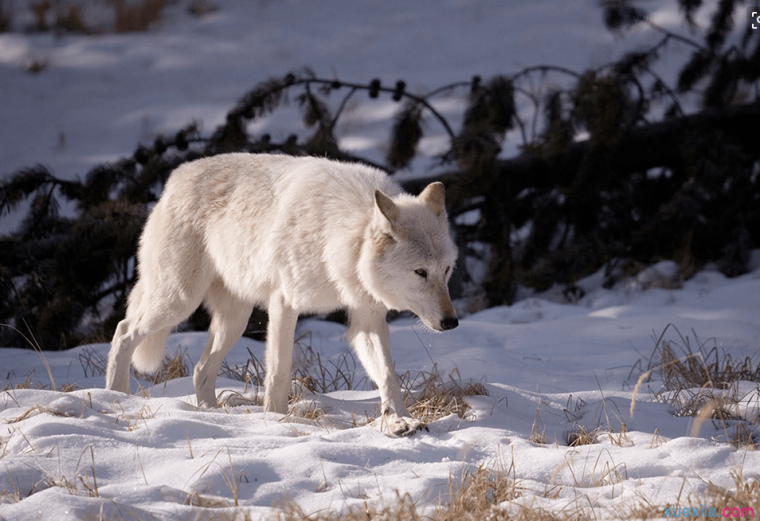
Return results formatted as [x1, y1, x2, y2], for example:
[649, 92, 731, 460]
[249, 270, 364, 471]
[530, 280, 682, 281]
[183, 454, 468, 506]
[375, 190, 400, 225]
[419, 182, 446, 217]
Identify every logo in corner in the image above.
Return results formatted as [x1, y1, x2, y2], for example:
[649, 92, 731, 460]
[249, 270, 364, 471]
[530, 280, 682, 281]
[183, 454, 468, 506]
[753, 10, 760, 29]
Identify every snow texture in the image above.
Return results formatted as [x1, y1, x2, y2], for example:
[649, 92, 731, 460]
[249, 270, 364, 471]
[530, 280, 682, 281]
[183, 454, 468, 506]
[2, 1, 759, 519]
[2, 258, 760, 519]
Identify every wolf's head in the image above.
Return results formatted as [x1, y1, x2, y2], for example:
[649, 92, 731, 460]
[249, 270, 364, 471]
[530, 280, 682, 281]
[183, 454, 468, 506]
[359, 182, 459, 332]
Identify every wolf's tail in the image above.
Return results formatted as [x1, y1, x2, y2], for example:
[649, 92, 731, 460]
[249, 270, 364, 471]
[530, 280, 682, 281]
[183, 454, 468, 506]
[131, 327, 171, 374]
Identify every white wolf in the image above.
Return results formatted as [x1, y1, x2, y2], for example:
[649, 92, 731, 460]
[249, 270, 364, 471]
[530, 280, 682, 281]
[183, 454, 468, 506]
[105, 153, 459, 436]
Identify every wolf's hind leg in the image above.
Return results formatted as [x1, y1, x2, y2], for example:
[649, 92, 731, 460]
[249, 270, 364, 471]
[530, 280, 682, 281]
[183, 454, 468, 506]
[106, 317, 144, 394]
[106, 281, 152, 394]
[106, 275, 209, 394]
[194, 280, 253, 408]
[263, 293, 298, 414]
[105, 286, 177, 394]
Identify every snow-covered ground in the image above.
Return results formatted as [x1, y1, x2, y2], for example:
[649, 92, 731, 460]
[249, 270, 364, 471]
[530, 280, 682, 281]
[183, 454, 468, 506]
[2, 1, 759, 519]
[2, 259, 760, 519]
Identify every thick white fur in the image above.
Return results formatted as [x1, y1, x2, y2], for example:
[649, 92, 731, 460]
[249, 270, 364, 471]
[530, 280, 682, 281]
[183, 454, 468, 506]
[105, 153, 458, 436]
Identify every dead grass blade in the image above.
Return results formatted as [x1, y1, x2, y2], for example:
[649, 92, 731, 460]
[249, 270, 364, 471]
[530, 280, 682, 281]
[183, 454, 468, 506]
[529, 391, 548, 445]
[1, 322, 56, 389]
[79, 345, 108, 377]
[74, 445, 99, 498]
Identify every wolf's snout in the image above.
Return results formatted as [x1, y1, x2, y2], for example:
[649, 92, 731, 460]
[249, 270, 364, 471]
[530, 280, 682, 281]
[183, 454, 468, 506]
[440, 317, 459, 331]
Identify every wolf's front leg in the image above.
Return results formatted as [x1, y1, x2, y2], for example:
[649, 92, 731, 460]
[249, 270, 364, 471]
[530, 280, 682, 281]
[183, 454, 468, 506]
[264, 294, 298, 414]
[348, 307, 424, 437]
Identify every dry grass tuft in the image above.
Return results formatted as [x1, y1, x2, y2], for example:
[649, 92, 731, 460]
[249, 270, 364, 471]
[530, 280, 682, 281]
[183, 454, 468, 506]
[565, 424, 599, 447]
[529, 427, 548, 445]
[2, 379, 77, 392]
[292, 333, 364, 396]
[2, 376, 38, 392]
[529, 393, 548, 445]
[12, 445, 103, 500]
[80, 342, 188, 389]
[658, 337, 760, 391]
[436, 457, 520, 520]
[630, 324, 760, 443]
[0, 473, 22, 505]
[112, 402, 159, 431]
[75, 445, 100, 497]
[221, 333, 364, 407]
[220, 346, 266, 388]
[79, 345, 108, 377]
[632, 325, 760, 410]
[286, 400, 327, 424]
[184, 491, 231, 509]
[8, 404, 72, 423]
[403, 365, 488, 424]
[156, 348, 190, 382]
[729, 422, 758, 450]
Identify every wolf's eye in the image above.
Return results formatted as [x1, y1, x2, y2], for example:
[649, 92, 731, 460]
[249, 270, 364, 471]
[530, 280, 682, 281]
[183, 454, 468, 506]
[414, 268, 428, 279]
[445, 266, 451, 275]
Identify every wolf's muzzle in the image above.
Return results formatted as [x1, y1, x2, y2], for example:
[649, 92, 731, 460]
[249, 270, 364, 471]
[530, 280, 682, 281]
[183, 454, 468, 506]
[440, 317, 459, 330]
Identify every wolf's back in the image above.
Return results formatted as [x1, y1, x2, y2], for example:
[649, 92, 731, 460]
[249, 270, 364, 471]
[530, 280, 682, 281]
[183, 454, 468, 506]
[136, 153, 402, 312]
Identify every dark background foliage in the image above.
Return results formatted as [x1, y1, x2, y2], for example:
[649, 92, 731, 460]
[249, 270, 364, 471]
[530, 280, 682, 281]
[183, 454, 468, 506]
[1, 0, 759, 350]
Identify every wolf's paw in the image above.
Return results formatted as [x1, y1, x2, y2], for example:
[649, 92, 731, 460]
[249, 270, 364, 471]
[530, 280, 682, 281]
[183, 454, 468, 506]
[217, 390, 260, 407]
[376, 413, 428, 437]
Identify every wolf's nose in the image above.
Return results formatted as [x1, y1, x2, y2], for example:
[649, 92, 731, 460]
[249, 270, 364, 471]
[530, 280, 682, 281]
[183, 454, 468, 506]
[440, 317, 459, 331]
